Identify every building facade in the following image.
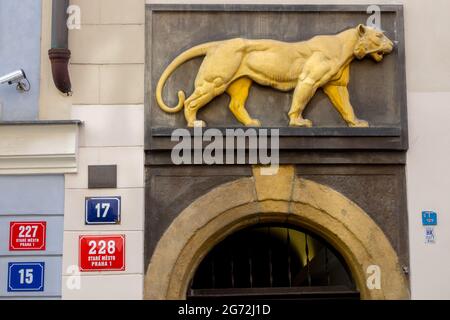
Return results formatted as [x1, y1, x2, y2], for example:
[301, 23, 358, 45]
[0, 0, 449, 300]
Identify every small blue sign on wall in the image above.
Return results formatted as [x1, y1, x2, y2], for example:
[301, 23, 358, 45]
[85, 197, 121, 225]
[422, 211, 438, 226]
[8, 262, 45, 292]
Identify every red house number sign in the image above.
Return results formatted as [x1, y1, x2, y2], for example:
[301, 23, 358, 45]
[79, 235, 125, 271]
[9, 221, 47, 251]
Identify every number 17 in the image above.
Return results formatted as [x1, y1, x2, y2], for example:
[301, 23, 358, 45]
[95, 203, 110, 218]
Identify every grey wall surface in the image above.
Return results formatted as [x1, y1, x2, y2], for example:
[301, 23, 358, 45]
[0, 175, 64, 299]
[0, 0, 42, 120]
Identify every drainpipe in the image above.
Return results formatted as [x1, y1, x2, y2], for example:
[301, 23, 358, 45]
[48, 0, 72, 96]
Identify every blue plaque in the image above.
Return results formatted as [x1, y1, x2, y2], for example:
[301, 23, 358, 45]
[8, 262, 45, 292]
[422, 211, 437, 226]
[85, 197, 121, 225]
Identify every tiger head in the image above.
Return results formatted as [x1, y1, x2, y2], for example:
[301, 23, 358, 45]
[354, 24, 394, 62]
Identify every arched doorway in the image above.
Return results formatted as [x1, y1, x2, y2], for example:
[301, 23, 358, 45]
[144, 166, 409, 300]
[188, 224, 360, 300]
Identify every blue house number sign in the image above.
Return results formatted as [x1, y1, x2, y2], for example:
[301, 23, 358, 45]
[85, 197, 121, 225]
[8, 262, 45, 292]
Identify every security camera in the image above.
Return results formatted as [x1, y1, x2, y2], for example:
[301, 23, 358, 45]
[0, 69, 30, 91]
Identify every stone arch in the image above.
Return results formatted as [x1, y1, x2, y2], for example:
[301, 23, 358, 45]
[144, 166, 409, 300]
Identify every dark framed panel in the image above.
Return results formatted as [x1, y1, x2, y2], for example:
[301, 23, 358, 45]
[145, 4, 408, 153]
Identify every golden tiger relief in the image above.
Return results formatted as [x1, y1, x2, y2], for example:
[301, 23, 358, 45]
[156, 25, 394, 127]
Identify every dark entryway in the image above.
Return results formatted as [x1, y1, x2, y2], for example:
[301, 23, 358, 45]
[187, 224, 360, 300]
